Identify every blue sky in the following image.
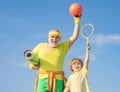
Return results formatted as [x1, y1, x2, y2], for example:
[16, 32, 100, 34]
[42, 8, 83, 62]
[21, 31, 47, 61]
[0, 0, 120, 92]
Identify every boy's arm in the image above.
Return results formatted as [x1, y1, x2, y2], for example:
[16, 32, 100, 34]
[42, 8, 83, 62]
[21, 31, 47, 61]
[83, 44, 90, 69]
[69, 17, 81, 47]
[63, 86, 70, 92]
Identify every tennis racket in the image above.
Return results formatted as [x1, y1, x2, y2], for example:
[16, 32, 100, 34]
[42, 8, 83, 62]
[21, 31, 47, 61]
[80, 23, 94, 46]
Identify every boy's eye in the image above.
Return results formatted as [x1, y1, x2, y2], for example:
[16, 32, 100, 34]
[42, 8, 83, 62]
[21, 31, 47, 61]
[73, 63, 80, 65]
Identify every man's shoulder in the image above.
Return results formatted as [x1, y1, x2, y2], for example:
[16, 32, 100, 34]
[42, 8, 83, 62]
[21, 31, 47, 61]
[38, 42, 47, 45]
[36, 43, 47, 47]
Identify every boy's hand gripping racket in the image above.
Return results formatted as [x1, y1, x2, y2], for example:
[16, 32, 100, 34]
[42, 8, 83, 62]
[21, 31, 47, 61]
[80, 23, 94, 46]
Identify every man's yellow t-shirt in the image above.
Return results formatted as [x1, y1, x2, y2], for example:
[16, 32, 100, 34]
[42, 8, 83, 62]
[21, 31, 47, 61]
[32, 40, 69, 71]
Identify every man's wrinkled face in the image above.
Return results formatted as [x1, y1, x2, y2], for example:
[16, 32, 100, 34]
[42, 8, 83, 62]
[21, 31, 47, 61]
[48, 30, 61, 47]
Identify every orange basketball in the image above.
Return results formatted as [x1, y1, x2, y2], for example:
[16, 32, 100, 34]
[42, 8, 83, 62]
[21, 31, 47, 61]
[69, 3, 82, 17]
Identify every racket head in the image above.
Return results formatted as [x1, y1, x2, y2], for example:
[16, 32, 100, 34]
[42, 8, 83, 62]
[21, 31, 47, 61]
[80, 23, 94, 40]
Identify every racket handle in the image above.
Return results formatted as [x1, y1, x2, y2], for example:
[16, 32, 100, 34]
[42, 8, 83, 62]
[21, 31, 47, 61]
[86, 41, 90, 52]
[86, 40, 89, 46]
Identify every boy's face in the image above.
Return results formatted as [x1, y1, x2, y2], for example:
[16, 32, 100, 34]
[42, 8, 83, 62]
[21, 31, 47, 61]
[72, 60, 82, 72]
[48, 32, 61, 47]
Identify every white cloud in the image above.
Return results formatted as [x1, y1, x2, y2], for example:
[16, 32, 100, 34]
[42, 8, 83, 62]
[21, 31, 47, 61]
[91, 34, 120, 46]
[19, 62, 29, 68]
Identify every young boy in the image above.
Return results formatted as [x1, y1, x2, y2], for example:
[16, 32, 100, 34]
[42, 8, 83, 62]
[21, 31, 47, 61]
[64, 44, 90, 92]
